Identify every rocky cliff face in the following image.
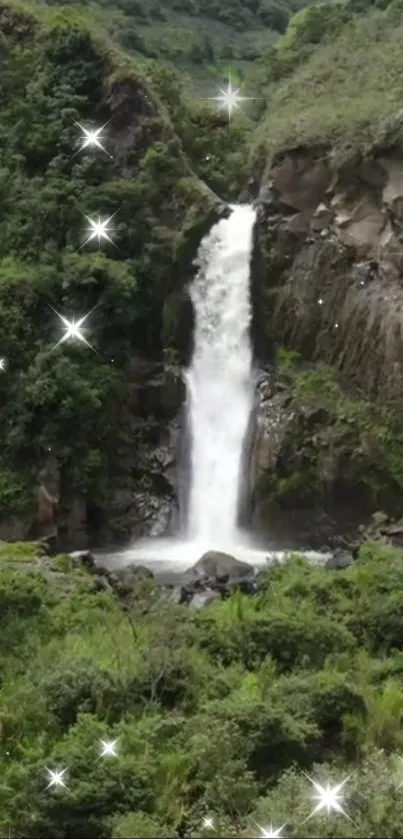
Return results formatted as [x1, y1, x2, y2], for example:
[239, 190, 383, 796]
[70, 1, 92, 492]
[252, 146, 403, 548]
[256, 147, 403, 408]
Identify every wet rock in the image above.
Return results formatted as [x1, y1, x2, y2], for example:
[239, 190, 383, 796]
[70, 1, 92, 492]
[311, 202, 334, 232]
[87, 575, 113, 594]
[68, 550, 96, 572]
[387, 517, 403, 537]
[371, 510, 390, 529]
[165, 585, 184, 605]
[356, 512, 403, 549]
[106, 563, 155, 599]
[131, 491, 173, 538]
[325, 548, 354, 570]
[189, 589, 221, 609]
[229, 577, 260, 594]
[115, 563, 154, 581]
[162, 551, 260, 607]
[182, 551, 255, 584]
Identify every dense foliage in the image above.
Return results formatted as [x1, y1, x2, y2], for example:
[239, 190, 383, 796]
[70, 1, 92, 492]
[249, 0, 403, 171]
[260, 353, 403, 514]
[0, 0, 253, 535]
[3, 0, 403, 836]
[36, 0, 311, 77]
[2, 541, 403, 837]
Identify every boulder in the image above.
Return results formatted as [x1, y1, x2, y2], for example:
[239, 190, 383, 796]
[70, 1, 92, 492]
[325, 549, 354, 570]
[189, 589, 221, 609]
[371, 510, 389, 528]
[181, 551, 255, 584]
[68, 549, 96, 572]
[106, 563, 155, 601]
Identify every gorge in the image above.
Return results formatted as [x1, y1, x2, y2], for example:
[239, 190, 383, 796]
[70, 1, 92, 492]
[104, 202, 328, 574]
[5, 2, 403, 836]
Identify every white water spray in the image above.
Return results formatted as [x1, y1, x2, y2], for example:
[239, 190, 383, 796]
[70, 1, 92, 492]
[95, 204, 331, 574]
[185, 204, 256, 544]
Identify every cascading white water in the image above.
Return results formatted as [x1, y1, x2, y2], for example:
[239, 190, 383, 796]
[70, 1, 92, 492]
[95, 202, 331, 573]
[185, 204, 257, 544]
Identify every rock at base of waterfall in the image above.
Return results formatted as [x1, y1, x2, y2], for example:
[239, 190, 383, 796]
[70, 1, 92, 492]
[68, 550, 96, 572]
[189, 589, 221, 609]
[325, 548, 355, 570]
[182, 550, 255, 584]
[168, 550, 258, 608]
[102, 563, 156, 603]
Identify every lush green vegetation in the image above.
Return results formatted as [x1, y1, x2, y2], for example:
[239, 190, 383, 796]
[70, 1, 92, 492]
[250, 0, 403, 170]
[34, 0, 311, 83]
[262, 352, 403, 511]
[3, 0, 403, 835]
[2, 540, 403, 836]
[0, 0, 253, 534]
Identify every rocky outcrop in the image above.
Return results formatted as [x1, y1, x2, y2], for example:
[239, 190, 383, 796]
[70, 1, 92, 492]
[96, 550, 259, 609]
[0, 358, 185, 550]
[250, 365, 403, 549]
[255, 148, 403, 412]
[66, 358, 186, 548]
[251, 372, 345, 549]
[250, 146, 403, 546]
[181, 550, 255, 583]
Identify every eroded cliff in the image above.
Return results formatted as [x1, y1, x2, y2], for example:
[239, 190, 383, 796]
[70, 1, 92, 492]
[253, 146, 403, 547]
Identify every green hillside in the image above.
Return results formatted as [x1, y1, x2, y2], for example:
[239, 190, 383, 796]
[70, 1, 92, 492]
[38, 0, 311, 86]
[250, 0, 403, 169]
[4, 1, 403, 837]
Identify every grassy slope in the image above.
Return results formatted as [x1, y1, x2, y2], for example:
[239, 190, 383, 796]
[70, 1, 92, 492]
[252, 1, 403, 167]
[4, 540, 403, 836]
[35, 0, 310, 89]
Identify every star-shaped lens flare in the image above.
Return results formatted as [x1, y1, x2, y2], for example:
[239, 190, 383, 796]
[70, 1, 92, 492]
[45, 766, 68, 790]
[204, 74, 255, 121]
[254, 821, 286, 838]
[50, 304, 98, 351]
[0, 357, 7, 371]
[201, 817, 215, 830]
[301, 772, 355, 824]
[82, 213, 117, 248]
[74, 121, 112, 158]
[99, 738, 118, 757]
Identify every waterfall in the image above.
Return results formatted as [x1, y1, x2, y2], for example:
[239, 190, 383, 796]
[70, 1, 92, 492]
[95, 202, 331, 572]
[185, 204, 257, 545]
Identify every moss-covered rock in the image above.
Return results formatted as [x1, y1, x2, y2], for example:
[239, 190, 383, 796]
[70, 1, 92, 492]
[252, 360, 403, 548]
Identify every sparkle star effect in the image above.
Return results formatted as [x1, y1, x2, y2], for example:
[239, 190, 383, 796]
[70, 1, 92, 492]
[203, 74, 256, 121]
[254, 821, 286, 838]
[0, 357, 7, 371]
[74, 121, 113, 158]
[82, 213, 117, 248]
[44, 766, 69, 790]
[49, 304, 98, 351]
[201, 817, 215, 830]
[301, 772, 355, 824]
[99, 738, 118, 757]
